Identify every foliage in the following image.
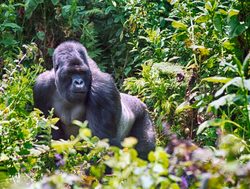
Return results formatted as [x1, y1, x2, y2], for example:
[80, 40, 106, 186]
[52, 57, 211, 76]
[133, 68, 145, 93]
[0, 43, 51, 180]
[199, 53, 250, 139]
[165, 0, 250, 144]
[124, 61, 189, 140]
[0, 1, 23, 56]
[1, 0, 250, 188]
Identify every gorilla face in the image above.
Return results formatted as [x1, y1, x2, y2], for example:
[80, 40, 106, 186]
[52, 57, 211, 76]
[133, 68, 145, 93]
[54, 53, 91, 103]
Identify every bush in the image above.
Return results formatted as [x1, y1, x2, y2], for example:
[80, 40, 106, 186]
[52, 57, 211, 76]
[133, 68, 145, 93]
[1, 0, 250, 188]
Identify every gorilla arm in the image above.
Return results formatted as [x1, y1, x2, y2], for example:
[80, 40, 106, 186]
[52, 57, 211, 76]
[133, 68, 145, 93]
[86, 70, 123, 145]
[86, 68, 155, 156]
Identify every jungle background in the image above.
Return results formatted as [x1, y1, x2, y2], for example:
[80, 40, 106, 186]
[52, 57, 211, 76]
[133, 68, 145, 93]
[0, 0, 250, 188]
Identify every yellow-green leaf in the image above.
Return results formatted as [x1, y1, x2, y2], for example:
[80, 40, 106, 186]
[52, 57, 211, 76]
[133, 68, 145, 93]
[175, 101, 192, 114]
[202, 77, 232, 83]
[51, 140, 75, 153]
[121, 137, 138, 148]
[191, 45, 210, 56]
[205, 2, 213, 11]
[49, 117, 60, 125]
[79, 128, 92, 138]
[218, 9, 227, 15]
[170, 182, 180, 189]
[228, 9, 239, 17]
[222, 40, 234, 50]
[172, 21, 187, 30]
[195, 15, 209, 23]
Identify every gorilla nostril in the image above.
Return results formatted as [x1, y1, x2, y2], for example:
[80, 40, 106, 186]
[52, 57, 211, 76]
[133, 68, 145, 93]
[74, 79, 83, 85]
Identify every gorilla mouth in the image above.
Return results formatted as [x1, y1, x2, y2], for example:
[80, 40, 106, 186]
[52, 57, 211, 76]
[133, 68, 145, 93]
[72, 87, 87, 94]
[73, 90, 86, 94]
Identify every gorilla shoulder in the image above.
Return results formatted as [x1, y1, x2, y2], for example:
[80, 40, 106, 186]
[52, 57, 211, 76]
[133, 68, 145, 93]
[33, 70, 55, 115]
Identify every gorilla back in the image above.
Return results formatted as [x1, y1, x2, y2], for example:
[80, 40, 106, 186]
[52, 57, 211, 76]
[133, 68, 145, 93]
[33, 41, 155, 159]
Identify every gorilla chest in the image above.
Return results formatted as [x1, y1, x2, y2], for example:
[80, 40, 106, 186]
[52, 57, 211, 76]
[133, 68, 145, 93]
[52, 97, 85, 132]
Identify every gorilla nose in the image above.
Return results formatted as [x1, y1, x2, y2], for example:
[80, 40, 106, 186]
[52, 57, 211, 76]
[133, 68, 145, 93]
[74, 78, 83, 85]
[73, 79, 85, 89]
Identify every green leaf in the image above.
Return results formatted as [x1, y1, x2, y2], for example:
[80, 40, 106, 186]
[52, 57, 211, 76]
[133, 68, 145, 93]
[111, 0, 117, 7]
[0, 154, 9, 161]
[195, 15, 209, 23]
[209, 94, 236, 109]
[51, 0, 59, 5]
[233, 55, 243, 75]
[197, 121, 211, 135]
[228, 9, 239, 17]
[36, 31, 45, 41]
[168, 0, 179, 5]
[242, 52, 250, 77]
[202, 76, 232, 84]
[197, 119, 222, 135]
[191, 45, 210, 56]
[62, 5, 71, 18]
[218, 9, 227, 15]
[148, 151, 156, 162]
[214, 77, 250, 97]
[0, 37, 18, 47]
[172, 21, 187, 30]
[1, 23, 22, 32]
[79, 128, 92, 138]
[215, 77, 241, 97]
[205, 1, 213, 11]
[175, 101, 192, 114]
[51, 140, 76, 153]
[121, 137, 138, 148]
[141, 175, 154, 188]
[228, 16, 247, 38]
[170, 183, 180, 189]
[213, 13, 222, 32]
[169, 175, 181, 182]
[222, 40, 234, 50]
[25, 0, 44, 19]
[105, 6, 116, 15]
[48, 48, 54, 56]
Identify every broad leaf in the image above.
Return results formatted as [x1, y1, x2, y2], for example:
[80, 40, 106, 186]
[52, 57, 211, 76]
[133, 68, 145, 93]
[25, 0, 44, 19]
[228, 9, 239, 17]
[175, 101, 192, 114]
[51, 0, 59, 5]
[1, 23, 22, 32]
[172, 21, 187, 30]
[209, 94, 236, 109]
[36, 31, 45, 41]
[195, 15, 209, 23]
[215, 77, 241, 97]
[228, 16, 247, 38]
[213, 13, 222, 32]
[197, 119, 222, 135]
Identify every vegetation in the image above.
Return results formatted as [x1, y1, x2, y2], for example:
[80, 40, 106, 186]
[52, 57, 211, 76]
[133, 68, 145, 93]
[1, 0, 250, 188]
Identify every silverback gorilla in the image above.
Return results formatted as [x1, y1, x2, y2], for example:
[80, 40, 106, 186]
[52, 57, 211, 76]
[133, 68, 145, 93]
[33, 41, 155, 159]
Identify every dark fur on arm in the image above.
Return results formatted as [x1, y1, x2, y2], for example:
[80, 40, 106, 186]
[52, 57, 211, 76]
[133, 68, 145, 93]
[86, 70, 122, 145]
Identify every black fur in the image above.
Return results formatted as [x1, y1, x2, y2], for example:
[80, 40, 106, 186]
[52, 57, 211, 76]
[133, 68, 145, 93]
[33, 41, 155, 159]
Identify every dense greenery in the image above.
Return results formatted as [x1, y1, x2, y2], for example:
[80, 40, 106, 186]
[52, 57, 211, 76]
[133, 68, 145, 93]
[1, 0, 250, 188]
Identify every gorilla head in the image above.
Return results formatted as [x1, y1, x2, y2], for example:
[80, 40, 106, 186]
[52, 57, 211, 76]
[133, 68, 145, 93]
[33, 41, 155, 159]
[53, 43, 91, 103]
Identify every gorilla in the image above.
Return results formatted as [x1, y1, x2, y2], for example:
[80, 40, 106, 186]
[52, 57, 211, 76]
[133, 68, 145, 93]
[33, 41, 155, 159]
